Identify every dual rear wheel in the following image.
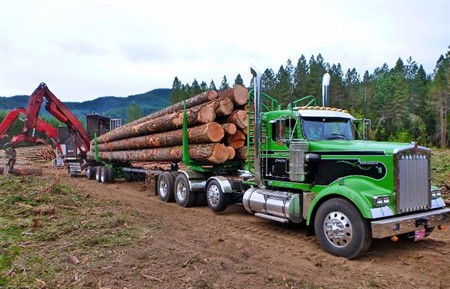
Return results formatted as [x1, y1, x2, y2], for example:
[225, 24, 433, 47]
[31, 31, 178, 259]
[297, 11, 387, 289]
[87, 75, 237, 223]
[94, 166, 115, 184]
[156, 173, 229, 212]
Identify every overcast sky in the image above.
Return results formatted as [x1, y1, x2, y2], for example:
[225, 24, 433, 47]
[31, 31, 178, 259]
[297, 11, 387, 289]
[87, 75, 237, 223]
[0, 0, 449, 102]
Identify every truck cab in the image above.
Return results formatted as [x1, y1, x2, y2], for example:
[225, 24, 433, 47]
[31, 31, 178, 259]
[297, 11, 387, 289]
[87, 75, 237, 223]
[241, 68, 449, 259]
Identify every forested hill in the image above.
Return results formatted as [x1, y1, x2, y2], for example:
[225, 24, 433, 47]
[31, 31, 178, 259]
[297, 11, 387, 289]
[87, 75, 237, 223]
[0, 88, 171, 120]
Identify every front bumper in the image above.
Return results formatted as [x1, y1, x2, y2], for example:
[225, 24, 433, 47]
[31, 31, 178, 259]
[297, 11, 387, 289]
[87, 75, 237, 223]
[371, 207, 450, 239]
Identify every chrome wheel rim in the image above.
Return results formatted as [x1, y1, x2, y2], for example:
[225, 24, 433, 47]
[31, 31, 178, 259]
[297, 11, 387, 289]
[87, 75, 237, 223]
[207, 185, 220, 207]
[176, 181, 187, 201]
[159, 179, 168, 198]
[323, 211, 353, 248]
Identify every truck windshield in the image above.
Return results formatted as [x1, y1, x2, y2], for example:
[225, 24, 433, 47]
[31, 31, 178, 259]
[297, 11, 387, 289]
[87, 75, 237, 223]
[302, 117, 354, 141]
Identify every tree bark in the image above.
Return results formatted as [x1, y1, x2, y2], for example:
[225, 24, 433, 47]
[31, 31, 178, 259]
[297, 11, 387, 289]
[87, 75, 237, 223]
[97, 143, 229, 164]
[234, 146, 247, 161]
[97, 122, 224, 151]
[97, 104, 216, 143]
[0, 167, 42, 176]
[125, 90, 217, 127]
[217, 85, 248, 106]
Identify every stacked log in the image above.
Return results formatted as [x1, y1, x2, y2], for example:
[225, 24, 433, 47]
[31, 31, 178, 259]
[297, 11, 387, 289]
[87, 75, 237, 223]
[93, 85, 249, 165]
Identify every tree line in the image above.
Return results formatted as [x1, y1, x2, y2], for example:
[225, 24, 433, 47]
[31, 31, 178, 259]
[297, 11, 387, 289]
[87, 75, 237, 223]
[170, 51, 450, 148]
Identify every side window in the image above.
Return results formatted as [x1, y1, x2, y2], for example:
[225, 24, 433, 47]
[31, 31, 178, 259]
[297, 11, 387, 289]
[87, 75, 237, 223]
[271, 118, 297, 142]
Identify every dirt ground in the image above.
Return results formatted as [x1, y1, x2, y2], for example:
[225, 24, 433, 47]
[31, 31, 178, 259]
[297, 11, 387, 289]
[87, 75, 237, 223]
[2, 147, 450, 289]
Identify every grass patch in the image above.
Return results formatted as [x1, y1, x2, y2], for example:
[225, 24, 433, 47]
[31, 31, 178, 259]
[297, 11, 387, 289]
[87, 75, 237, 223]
[0, 174, 143, 288]
[431, 148, 450, 186]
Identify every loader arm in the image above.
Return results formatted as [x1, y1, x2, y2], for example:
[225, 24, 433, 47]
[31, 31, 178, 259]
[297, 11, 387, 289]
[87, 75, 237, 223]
[24, 83, 90, 157]
[0, 107, 62, 153]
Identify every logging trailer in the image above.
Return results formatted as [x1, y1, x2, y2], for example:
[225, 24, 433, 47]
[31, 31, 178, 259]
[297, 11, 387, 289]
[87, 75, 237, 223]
[87, 67, 449, 259]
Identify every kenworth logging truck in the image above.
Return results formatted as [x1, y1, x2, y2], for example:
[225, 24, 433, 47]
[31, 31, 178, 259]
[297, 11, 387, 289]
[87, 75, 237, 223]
[87, 67, 449, 259]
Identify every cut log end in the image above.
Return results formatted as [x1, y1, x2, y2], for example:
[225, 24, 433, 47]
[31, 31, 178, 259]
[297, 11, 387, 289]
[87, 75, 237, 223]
[233, 85, 249, 106]
[207, 123, 225, 142]
[226, 146, 236, 160]
[207, 144, 229, 164]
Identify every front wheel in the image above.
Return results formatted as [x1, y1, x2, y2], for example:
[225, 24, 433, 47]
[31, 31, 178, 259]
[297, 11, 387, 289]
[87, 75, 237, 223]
[206, 179, 229, 212]
[314, 198, 371, 259]
[174, 174, 196, 207]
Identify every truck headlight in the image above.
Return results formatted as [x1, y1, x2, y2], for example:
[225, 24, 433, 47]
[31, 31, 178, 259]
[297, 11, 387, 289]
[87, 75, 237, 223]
[373, 195, 390, 207]
[431, 188, 442, 199]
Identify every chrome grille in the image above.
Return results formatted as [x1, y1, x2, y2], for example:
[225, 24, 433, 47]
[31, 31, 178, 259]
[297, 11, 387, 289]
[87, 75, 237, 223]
[395, 147, 430, 213]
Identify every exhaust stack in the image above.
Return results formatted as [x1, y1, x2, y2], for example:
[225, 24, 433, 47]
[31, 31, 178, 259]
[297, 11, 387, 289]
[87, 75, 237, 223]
[322, 73, 330, 107]
[250, 66, 264, 188]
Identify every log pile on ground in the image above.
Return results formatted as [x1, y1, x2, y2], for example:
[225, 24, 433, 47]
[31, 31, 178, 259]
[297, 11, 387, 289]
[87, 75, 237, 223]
[92, 85, 249, 165]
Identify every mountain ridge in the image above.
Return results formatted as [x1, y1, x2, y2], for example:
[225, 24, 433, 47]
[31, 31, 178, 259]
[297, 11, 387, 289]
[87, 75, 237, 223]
[0, 88, 172, 120]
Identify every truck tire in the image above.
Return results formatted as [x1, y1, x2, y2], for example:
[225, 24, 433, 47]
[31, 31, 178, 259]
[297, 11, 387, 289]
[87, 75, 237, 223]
[314, 198, 371, 259]
[206, 179, 229, 212]
[157, 172, 175, 202]
[174, 174, 197, 207]
[86, 166, 95, 180]
[101, 168, 115, 184]
[95, 166, 103, 182]
[100, 167, 108, 183]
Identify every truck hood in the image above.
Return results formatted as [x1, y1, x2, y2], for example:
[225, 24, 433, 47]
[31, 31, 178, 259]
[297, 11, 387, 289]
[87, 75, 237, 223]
[309, 140, 413, 156]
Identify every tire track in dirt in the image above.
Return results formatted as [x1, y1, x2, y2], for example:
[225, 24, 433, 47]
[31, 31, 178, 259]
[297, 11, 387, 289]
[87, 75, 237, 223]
[58, 170, 449, 289]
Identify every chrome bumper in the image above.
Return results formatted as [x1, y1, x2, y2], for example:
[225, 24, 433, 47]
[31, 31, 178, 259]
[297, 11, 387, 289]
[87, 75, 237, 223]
[371, 207, 450, 239]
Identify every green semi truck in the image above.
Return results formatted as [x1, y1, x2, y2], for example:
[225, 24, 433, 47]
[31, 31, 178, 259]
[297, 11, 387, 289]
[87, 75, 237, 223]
[89, 67, 449, 259]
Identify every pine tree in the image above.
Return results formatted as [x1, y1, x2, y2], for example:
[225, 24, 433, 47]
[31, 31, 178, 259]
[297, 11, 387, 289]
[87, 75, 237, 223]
[126, 102, 143, 123]
[391, 58, 410, 137]
[209, 80, 217, 90]
[190, 79, 202, 96]
[200, 81, 208, 91]
[275, 65, 292, 106]
[234, 74, 244, 86]
[293, 55, 308, 99]
[329, 63, 345, 108]
[169, 77, 184, 104]
[219, 75, 230, 90]
[430, 52, 450, 147]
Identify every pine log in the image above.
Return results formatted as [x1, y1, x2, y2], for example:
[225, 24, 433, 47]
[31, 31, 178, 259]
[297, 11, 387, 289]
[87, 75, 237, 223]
[226, 130, 246, 149]
[221, 123, 237, 135]
[125, 90, 218, 127]
[0, 167, 43, 176]
[217, 85, 248, 106]
[225, 110, 247, 130]
[234, 146, 247, 161]
[207, 97, 234, 116]
[226, 146, 235, 160]
[97, 122, 224, 151]
[97, 104, 216, 143]
[97, 143, 229, 164]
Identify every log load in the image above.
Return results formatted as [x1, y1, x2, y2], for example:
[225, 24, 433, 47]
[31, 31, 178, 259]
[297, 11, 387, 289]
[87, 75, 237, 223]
[97, 122, 224, 151]
[97, 143, 229, 164]
[217, 85, 248, 106]
[93, 85, 251, 166]
[97, 103, 216, 144]
[126, 90, 218, 127]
